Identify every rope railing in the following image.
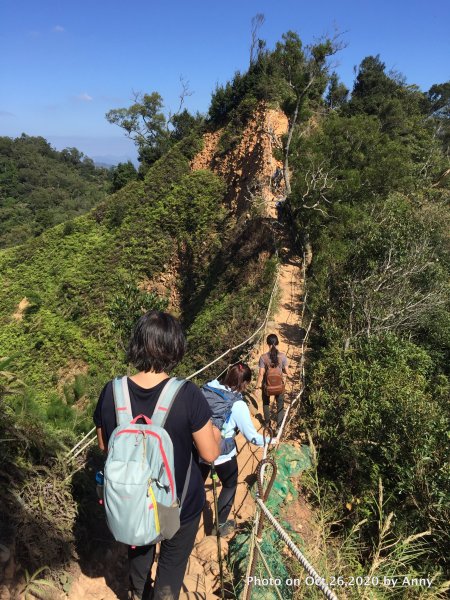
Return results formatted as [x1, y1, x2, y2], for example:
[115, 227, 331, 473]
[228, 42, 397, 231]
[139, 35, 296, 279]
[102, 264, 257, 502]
[255, 498, 339, 600]
[244, 251, 339, 600]
[64, 206, 334, 599]
[271, 311, 313, 451]
[186, 265, 280, 381]
[262, 255, 308, 460]
[65, 265, 280, 460]
[65, 428, 98, 458]
[243, 253, 306, 600]
[61, 131, 334, 600]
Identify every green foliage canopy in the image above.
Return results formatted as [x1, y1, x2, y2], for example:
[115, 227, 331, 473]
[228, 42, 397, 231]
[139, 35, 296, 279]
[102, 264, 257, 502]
[0, 135, 109, 248]
[289, 55, 450, 573]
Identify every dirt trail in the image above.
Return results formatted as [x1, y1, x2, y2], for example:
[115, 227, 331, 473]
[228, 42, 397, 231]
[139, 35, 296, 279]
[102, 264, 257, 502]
[181, 110, 303, 598]
[191, 106, 288, 216]
[66, 106, 303, 600]
[178, 250, 304, 599]
[65, 258, 303, 600]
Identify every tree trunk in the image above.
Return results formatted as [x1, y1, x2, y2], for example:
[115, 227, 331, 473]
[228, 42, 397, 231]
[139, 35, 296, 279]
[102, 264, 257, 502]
[283, 77, 315, 196]
[283, 98, 299, 197]
[304, 239, 313, 267]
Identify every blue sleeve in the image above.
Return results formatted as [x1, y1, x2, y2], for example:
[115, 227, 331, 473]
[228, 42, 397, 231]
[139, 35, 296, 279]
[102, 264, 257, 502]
[232, 401, 267, 446]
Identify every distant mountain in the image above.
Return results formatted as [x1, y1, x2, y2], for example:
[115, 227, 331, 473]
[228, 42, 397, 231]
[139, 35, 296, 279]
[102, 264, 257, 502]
[92, 154, 138, 167]
[93, 160, 114, 168]
[0, 134, 110, 248]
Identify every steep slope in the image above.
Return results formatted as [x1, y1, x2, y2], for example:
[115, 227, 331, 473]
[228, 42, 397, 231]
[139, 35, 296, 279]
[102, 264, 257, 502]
[0, 124, 282, 415]
[179, 107, 307, 598]
[192, 106, 288, 215]
[0, 89, 314, 599]
[0, 117, 283, 598]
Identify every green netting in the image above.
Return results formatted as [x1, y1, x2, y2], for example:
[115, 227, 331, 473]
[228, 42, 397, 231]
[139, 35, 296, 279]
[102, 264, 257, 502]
[229, 444, 312, 599]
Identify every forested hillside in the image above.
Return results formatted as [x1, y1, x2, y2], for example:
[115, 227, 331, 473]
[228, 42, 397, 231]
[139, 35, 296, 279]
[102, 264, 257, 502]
[0, 135, 110, 247]
[0, 125, 277, 587]
[0, 132, 276, 423]
[194, 39, 450, 582]
[288, 57, 450, 578]
[0, 29, 449, 598]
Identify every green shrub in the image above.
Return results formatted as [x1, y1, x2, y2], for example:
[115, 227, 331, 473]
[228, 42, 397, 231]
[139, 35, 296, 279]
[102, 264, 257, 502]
[108, 284, 168, 349]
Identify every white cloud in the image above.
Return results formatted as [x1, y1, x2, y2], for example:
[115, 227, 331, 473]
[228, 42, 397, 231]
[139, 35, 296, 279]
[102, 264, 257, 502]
[76, 92, 93, 102]
[53, 25, 65, 33]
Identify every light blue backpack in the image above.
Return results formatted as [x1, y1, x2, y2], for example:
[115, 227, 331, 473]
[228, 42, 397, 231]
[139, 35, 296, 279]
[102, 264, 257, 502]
[104, 376, 192, 546]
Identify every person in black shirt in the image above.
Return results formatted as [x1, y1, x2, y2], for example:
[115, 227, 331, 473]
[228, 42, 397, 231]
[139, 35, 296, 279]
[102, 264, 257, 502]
[94, 310, 220, 600]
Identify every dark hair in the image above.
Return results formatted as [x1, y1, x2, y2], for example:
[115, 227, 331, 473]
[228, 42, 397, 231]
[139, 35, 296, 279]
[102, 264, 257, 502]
[266, 333, 279, 367]
[222, 362, 252, 392]
[127, 310, 186, 373]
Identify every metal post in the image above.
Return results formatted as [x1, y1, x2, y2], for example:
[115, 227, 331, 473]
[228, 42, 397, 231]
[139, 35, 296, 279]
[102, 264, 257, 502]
[243, 458, 277, 600]
[211, 464, 225, 600]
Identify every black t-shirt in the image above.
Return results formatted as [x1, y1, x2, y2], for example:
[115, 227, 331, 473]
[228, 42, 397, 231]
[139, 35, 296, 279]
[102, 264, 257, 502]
[93, 377, 212, 524]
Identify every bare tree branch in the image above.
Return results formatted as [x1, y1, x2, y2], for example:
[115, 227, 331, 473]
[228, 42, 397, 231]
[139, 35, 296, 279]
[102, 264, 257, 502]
[342, 239, 446, 341]
[250, 13, 265, 66]
[167, 76, 194, 129]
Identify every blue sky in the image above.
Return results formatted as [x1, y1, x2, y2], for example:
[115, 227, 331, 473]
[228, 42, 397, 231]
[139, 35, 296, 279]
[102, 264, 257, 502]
[1, 0, 449, 163]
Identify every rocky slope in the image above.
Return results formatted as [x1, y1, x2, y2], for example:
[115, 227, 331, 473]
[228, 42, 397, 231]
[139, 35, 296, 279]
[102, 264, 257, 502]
[192, 106, 288, 215]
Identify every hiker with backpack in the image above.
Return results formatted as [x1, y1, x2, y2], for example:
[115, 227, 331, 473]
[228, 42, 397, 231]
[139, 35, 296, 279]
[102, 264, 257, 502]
[93, 310, 220, 600]
[199, 362, 273, 537]
[256, 334, 290, 431]
[275, 197, 286, 223]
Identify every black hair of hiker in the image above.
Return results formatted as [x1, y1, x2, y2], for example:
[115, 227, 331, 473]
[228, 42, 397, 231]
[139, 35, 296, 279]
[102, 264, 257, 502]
[222, 362, 252, 392]
[266, 333, 279, 367]
[128, 310, 186, 373]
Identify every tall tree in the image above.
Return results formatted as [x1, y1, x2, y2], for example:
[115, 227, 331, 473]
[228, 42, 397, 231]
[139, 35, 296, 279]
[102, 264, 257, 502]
[326, 73, 349, 109]
[110, 161, 138, 192]
[273, 31, 342, 195]
[428, 81, 450, 157]
[106, 92, 169, 169]
[347, 55, 400, 116]
[106, 83, 199, 172]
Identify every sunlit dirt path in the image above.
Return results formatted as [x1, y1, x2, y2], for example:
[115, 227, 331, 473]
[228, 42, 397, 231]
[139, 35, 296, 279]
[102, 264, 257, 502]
[67, 108, 304, 600]
[180, 213, 304, 599]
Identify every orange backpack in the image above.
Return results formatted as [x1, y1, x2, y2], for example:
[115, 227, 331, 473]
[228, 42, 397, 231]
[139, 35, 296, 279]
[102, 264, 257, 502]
[263, 356, 285, 395]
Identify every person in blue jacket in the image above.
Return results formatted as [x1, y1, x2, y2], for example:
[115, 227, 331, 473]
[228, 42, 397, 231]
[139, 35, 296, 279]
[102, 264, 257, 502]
[199, 362, 272, 537]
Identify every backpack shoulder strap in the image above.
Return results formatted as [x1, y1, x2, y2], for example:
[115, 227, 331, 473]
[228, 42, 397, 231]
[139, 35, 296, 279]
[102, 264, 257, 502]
[202, 385, 229, 401]
[112, 377, 133, 426]
[152, 377, 192, 509]
[179, 454, 193, 509]
[152, 377, 186, 428]
[264, 353, 282, 369]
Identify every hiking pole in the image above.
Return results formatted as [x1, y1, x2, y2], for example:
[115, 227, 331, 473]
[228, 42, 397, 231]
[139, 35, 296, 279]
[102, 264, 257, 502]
[211, 464, 226, 600]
